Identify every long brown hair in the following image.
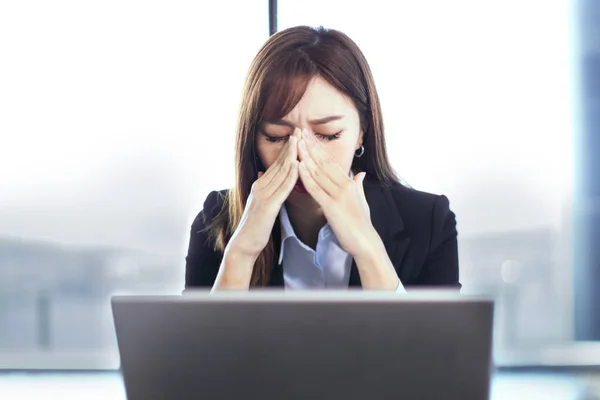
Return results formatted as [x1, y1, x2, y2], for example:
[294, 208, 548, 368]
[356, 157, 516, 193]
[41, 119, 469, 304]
[209, 26, 399, 287]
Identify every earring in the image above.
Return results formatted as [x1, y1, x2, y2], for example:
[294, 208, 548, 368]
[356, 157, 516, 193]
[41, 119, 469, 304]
[354, 145, 365, 158]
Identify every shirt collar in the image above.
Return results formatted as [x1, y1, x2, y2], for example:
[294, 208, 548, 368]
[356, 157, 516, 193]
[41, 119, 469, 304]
[278, 205, 296, 265]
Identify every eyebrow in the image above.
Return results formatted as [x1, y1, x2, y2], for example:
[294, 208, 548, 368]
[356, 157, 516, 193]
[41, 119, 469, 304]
[265, 115, 344, 127]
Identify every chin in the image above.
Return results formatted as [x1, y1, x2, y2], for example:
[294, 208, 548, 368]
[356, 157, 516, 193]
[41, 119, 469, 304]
[286, 190, 318, 208]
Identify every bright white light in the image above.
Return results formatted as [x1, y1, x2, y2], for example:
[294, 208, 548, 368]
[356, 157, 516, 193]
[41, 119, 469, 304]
[0, 1, 574, 252]
[0, 0, 267, 253]
[279, 0, 574, 235]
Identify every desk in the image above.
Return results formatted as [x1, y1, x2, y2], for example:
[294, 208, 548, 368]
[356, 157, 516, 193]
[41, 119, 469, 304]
[0, 370, 599, 399]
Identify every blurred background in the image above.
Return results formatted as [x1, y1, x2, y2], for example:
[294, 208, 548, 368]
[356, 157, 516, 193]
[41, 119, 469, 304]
[0, 0, 598, 369]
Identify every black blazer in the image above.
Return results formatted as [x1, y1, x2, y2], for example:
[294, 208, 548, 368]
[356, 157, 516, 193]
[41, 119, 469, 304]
[185, 180, 460, 289]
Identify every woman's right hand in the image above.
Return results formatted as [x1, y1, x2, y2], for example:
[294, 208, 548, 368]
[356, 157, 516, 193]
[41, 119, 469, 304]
[225, 128, 300, 260]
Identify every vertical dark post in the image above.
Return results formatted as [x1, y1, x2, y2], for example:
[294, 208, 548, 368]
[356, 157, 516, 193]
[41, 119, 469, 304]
[269, 0, 278, 36]
[574, 0, 600, 340]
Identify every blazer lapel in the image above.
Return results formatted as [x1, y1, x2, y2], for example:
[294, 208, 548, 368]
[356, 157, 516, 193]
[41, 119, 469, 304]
[268, 219, 285, 287]
[349, 180, 407, 288]
[269, 263, 285, 287]
[348, 260, 362, 287]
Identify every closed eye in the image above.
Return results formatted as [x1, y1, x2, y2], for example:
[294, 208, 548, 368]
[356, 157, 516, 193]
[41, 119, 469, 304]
[264, 135, 289, 143]
[315, 131, 342, 141]
[261, 129, 291, 143]
[262, 130, 342, 143]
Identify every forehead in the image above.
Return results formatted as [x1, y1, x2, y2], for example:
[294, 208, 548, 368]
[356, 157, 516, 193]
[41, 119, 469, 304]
[283, 76, 357, 120]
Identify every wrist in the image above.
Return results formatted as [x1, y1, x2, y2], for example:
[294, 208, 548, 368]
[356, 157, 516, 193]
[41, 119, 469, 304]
[212, 247, 257, 290]
[352, 229, 385, 262]
[223, 246, 258, 270]
[225, 237, 262, 261]
[352, 233, 399, 291]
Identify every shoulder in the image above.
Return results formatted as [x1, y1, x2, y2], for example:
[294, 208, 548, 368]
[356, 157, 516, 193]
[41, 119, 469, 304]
[367, 180, 455, 227]
[190, 189, 230, 232]
[185, 188, 230, 290]
[364, 179, 457, 250]
[392, 183, 454, 228]
[386, 182, 450, 212]
[394, 184, 455, 241]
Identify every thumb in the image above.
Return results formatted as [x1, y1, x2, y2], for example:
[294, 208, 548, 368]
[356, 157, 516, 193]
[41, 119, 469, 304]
[354, 172, 368, 211]
[353, 172, 367, 198]
[353, 171, 366, 187]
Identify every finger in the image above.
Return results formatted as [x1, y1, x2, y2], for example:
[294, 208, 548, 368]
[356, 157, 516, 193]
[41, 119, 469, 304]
[265, 135, 299, 197]
[265, 127, 299, 187]
[298, 139, 337, 195]
[288, 128, 300, 161]
[271, 159, 299, 203]
[353, 172, 368, 204]
[257, 171, 264, 179]
[291, 126, 302, 141]
[271, 128, 300, 168]
[259, 141, 290, 183]
[298, 161, 331, 206]
[301, 129, 347, 187]
[259, 130, 299, 187]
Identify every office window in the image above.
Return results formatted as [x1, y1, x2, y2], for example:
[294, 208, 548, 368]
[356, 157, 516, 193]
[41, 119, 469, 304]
[0, 0, 267, 368]
[278, 0, 576, 355]
[1, 0, 592, 371]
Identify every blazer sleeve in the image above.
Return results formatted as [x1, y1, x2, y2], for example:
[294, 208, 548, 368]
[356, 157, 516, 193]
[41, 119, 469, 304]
[415, 195, 461, 288]
[184, 191, 226, 290]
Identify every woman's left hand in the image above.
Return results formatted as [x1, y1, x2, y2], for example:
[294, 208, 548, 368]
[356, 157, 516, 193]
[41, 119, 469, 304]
[297, 129, 382, 261]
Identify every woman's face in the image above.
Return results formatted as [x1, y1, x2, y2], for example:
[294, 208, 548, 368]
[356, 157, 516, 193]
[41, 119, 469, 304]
[256, 76, 364, 208]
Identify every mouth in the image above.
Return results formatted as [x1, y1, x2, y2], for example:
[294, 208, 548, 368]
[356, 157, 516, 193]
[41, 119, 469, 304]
[293, 179, 308, 194]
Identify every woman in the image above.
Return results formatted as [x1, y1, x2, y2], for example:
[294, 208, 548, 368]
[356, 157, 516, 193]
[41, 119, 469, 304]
[185, 26, 460, 291]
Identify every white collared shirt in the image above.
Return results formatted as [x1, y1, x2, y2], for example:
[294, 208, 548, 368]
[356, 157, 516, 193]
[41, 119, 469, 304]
[278, 205, 354, 289]
[278, 205, 405, 292]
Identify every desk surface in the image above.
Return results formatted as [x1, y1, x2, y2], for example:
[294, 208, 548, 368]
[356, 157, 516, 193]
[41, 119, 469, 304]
[0, 370, 599, 399]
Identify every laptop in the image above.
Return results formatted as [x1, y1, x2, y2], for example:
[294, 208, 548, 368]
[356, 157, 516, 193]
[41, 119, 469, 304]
[111, 290, 494, 400]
